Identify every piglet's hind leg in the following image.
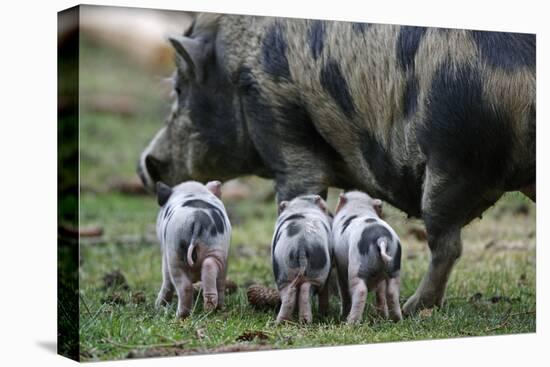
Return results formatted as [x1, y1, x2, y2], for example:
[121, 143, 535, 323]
[216, 274, 226, 310]
[347, 278, 367, 325]
[375, 280, 389, 319]
[276, 283, 297, 324]
[298, 282, 313, 323]
[155, 252, 174, 308]
[168, 261, 193, 319]
[386, 276, 403, 321]
[201, 257, 220, 312]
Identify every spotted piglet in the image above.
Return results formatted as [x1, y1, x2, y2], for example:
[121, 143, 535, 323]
[333, 191, 402, 324]
[155, 180, 231, 319]
[271, 195, 332, 324]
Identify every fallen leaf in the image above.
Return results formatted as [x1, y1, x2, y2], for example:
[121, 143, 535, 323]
[236, 330, 269, 342]
[195, 328, 206, 340]
[419, 308, 433, 318]
[469, 292, 483, 303]
[131, 291, 146, 304]
[101, 292, 126, 305]
[490, 295, 511, 304]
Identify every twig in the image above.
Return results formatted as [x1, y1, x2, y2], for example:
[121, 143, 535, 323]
[485, 309, 535, 332]
[509, 310, 536, 317]
[103, 338, 187, 349]
[153, 334, 178, 343]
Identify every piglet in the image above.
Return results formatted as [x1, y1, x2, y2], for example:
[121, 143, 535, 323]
[271, 195, 332, 324]
[154, 180, 231, 319]
[333, 191, 402, 324]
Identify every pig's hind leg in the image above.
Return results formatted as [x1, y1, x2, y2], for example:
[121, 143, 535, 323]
[201, 257, 221, 312]
[155, 251, 175, 307]
[347, 277, 368, 325]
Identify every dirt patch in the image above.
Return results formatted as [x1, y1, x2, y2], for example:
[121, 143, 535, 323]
[109, 177, 148, 196]
[126, 343, 275, 359]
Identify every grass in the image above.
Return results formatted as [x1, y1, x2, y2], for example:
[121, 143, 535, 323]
[77, 34, 536, 361]
[79, 191, 536, 361]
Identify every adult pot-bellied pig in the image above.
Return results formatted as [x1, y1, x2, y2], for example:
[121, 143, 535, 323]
[137, 13, 535, 315]
[154, 180, 231, 318]
[271, 195, 332, 324]
[333, 191, 402, 324]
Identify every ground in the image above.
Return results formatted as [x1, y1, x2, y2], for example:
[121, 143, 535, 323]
[77, 35, 536, 361]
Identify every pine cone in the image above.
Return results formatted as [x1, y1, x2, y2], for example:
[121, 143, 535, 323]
[247, 284, 280, 308]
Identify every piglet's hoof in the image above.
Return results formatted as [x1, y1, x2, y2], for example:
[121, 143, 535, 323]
[203, 294, 218, 312]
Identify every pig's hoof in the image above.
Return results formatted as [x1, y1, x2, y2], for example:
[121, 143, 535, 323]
[390, 312, 403, 322]
[275, 316, 291, 325]
[155, 297, 170, 308]
[176, 308, 191, 319]
[403, 293, 440, 316]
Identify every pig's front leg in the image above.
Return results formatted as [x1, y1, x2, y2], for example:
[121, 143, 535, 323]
[347, 277, 368, 325]
[386, 276, 403, 321]
[276, 283, 298, 324]
[155, 251, 174, 307]
[298, 282, 313, 323]
[167, 258, 193, 319]
[375, 280, 389, 319]
[201, 257, 221, 312]
[274, 174, 328, 203]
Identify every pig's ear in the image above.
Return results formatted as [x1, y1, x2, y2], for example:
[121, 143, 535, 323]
[156, 182, 173, 206]
[278, 201, 289, 214]
[314, 195, 328, 213]
[168, 35, 212, 83]
[206, 180, 222, 198]
[335, 193, 347, 213]
[373, 199, 383, 217]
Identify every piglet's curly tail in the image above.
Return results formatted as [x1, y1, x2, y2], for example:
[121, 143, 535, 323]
[377, 238, 393, 265]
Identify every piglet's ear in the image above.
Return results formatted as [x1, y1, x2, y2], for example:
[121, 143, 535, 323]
[335, 193, 347, 214]
[206, 180, 222, 198]
[156, 182, 173, 206]
[314, 195, 328, 213]
[373, 198, 383, 218]
[278, 201, 289, 214]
